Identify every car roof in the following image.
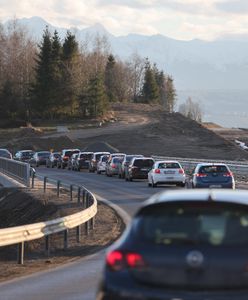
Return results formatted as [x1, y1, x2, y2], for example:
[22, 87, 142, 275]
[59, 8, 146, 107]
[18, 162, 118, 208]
[155, 160, 180, 164]
[132, 157, 154, 160]
[196, 163, 228, 167]
[93, 152, 110, 154]
[144, 189, 248, 207]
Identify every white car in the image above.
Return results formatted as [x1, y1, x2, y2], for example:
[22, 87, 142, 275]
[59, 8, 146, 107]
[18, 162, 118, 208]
[148, 160, 186, 187]
[96, 155, 110, 174]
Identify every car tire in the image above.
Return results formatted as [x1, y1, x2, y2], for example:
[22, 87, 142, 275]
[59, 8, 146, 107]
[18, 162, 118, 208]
[152, 179, 156, 188]
[148, 182, 152, 187]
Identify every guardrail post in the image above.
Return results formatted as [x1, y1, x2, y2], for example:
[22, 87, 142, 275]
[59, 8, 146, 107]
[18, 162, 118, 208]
[57, 180, 60, 197]
[43, 177, 47, 193]
[17, 242, 24, 265]
[31, 172, 35, 188]
[76, 226, 81, 242]
[77, 187, 81, 203]
[85, 220, 89, 235]
[82, 189, 86, 207]
[70, 185, 73, 201]
[45, 235, 50, 257]
[64, 230, 68, 250]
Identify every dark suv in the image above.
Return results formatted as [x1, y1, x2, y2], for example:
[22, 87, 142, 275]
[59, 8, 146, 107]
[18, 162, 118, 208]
[57, 149, 80, 169]
[125, 157, 154, 181]
[74, 152, 94, 171]
[119, 154, 144, 178]
[97, 189, 248, 300]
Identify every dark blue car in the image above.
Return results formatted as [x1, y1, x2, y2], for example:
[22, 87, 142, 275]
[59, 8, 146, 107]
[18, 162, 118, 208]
[192, 163, 235, 189]
[97, 189, 248, 300]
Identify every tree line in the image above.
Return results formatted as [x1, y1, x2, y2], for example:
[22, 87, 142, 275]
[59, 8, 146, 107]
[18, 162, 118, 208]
[0, 20, 177, 124]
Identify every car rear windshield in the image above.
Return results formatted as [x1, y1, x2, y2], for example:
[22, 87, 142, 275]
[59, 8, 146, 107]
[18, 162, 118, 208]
[22, 151, 33, 156]
[38, 152, 50, 157]
[133, 159, 154, 168]
[53, 153, 60, 158]
[136, 202, 248, 246]
[158, 162, 180, 169]
[199, 165, 229, 173]
[95, 154, 106, 160]
[80, 154, 92, 160]
[101, 156, 108, 162]
[0, 150, 11, 158]
[113, 157, 123, 163]
[64, 151, 73, 157]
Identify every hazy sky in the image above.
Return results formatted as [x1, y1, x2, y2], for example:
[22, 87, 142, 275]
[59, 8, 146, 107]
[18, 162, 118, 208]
[0, 0, 248, 40]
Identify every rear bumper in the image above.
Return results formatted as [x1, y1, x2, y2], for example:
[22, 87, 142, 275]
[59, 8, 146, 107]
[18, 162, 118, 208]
[193, 181, 235, 189]
[98, 283, 248, 300]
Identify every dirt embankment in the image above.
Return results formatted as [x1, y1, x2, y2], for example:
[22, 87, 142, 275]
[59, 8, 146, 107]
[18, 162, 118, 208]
[0, 188, 124, 282]
[1, 103, 248, 161]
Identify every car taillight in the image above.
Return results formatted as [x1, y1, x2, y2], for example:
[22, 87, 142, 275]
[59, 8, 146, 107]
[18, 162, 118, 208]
[111, 163, 116, 168]
[155, 169, 160, 174]
[63, 156, 69, 160]
[179, 168, 184, 174]
[106, 250, 145, 271]
[196, 173, 207, 177]
[223, 172, 233, 177]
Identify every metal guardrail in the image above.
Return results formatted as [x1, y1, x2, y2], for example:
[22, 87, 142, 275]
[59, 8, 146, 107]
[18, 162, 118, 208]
[0, 171, 97, 264]
[0, 157, 30, 187]
[152, 156, 248, 181]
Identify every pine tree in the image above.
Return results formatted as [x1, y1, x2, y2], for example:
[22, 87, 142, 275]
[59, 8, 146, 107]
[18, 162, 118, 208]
[31, 27, 53, 117]
[165, 75, 177, 113]
[50, 30, 62, 116]
[0, 80, 18, 119]
[104, 54, 116, 102]
[88, 74, 108, 117]
[142, 60, 159, 104]
[61, 31, 80, 115]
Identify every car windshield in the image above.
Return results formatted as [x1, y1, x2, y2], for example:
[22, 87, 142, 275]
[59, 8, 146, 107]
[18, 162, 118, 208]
[113, 157, 123, 163]
[133, 159, 154, 168]
[22, 151, 33, 156]
[158, 162, 180, 169]
[136, 202, 248, 246]
[199, 165, 229, 173]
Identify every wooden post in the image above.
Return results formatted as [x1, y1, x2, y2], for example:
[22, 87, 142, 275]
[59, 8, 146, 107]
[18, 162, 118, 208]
[43, 177, 47, 193]
[77, 187, 81, 203]
[70, 185, 73, 201]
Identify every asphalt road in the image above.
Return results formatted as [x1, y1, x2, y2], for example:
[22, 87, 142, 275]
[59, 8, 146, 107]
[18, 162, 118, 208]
[0, 167, 182, 300]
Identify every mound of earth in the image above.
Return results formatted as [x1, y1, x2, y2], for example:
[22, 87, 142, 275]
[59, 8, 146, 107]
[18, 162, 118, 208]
[1, 103, 248, 161]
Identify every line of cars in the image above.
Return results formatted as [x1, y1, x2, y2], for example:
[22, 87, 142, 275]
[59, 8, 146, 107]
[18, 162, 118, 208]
[11, 148, 236, 189]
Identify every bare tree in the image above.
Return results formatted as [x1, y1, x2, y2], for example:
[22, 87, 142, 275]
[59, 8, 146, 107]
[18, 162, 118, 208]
[179, 97, 203, 122]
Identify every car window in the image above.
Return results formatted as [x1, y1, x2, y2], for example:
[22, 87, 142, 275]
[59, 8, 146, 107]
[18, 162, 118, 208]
[199, 165, 228, 173]
[113, 157, 122, 163]
[133, 159, 154, 168]
[38, 152, 50, 158]
[64, 151, 73, 157]
[136, 203, 248, 246]
[158, 162, 180, 169]
[0, 150, 11, 158]
[101, 156, 108, 162]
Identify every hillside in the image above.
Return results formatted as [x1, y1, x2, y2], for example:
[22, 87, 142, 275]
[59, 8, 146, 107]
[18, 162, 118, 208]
[1, 103, 248, 161]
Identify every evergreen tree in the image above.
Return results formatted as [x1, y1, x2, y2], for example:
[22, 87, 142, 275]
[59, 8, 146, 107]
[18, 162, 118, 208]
[165, 75, 177, 113]
[141, 60, 159, 104]
[104, 54, 116, 102]
[50, 30, 62, 116]
[88, 74, 108, 117]
[61, 31, 80, 115]
[0, 80, 18, 119]
[31, 27, 53, 117]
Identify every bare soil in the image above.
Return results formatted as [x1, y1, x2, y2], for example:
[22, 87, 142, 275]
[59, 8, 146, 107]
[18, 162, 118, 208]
[0, 188, 124, 282]
[1, 103, 248, 161]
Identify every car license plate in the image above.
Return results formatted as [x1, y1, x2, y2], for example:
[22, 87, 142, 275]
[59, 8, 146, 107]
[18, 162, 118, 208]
[141, 168, 148, 171]
[166, 177, 174, 180]
[209, 185, 222, 188]
[164, 170, 175, 174]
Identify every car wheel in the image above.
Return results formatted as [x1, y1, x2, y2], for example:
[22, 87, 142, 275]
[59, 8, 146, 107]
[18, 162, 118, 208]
[97, 170, 101, 174]
[152, 179, 156, 188]
[148, 182, 152, 187]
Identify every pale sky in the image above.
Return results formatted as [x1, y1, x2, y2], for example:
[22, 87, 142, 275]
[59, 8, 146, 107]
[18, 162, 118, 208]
[0, 0, 248, 40]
